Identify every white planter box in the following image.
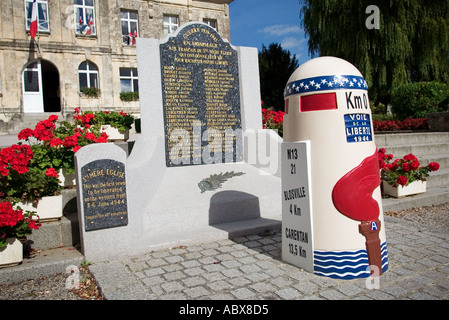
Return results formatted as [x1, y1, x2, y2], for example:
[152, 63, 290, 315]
[101, 125, 129, 141]
[19, 195, 63, 221]
[382, 180, 427, 198]
[59, 169, 76, 187]
[0, 238, 23, 268]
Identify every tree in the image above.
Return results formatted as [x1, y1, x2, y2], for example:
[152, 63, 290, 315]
[259, 43, 299, 111]
[300, 0, 449, 106]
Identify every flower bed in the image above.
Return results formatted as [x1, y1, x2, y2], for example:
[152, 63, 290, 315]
[1, 111, 111, 207]
[74, 108, 134, 133]
[14, 114, 108, 202]
[373, 118, 428, 132]
[0, 109, 134, 255]
[0, 200, 40, 249]
[261, 109, 428, 134]
[378, 148, 440, 187]
[262, 109, 284, 136]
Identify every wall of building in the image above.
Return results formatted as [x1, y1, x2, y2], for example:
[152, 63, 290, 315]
[0, 0, 232, 127]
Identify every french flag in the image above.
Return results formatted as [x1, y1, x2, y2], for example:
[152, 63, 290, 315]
[30, 0, 38, 38]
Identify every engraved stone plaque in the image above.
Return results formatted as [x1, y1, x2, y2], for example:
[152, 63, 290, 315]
[160, 23, 242, 167]
[81, 159, 128, 231]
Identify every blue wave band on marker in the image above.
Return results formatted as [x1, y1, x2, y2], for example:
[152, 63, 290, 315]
[284, 75, 368, 98]
[313, 242, 389, 279]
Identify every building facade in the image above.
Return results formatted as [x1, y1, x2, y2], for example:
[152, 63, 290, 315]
[0, 0, 233, 131]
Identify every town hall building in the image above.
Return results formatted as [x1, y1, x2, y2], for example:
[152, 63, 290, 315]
[0, 0, 233, 133]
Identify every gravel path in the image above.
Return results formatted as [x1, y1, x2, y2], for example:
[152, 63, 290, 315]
[1, 202, 448, 300]
[384, 201, 449, 231]
[0, 265, 103, 300]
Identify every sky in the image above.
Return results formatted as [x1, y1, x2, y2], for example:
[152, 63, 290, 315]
[229, 0, 311, 66]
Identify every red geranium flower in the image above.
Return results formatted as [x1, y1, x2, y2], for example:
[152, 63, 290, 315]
[428, 162, 440, 171]
[95, 132, 108, 143]
[410, 160, 420, 170]
[45, 167, 59, 178]
[72, 146, 82, 153]
[0, 144, 33, 176]
[0, 201, 24, 228]
[18, 128, 34, 141]
[84, 132, 96, 142]
[404, 154, 418, 162]
[401, 163, 411, 172]
[49, 138, 63, 147]
[397, 176, 408, 186]
[63, 135, 78, 148]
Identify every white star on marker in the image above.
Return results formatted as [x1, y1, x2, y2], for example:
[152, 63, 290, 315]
[300, 82, 304, 87]
[315, 84, 321, 89]
[328, 82, 333, 87]
[304, 85, 309, 90]
[349, 82, 354, 87]
[309, 80, 315, 86]
[321, 79, 327, 84]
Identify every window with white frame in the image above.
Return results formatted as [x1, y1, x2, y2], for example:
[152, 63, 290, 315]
[25, 0, 50, 33]
[163, 15, 178, 36]
[120, 11, 138, 46]
[75, 0, 96, 35]
[203, 18, 217, 31]
[120, 68, 139, 92]
[78, 61, 99, 92]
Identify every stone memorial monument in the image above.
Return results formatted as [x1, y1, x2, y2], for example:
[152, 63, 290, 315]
[76, 23, 282, 262]
[75, 143, 130, 261]
[281, 56, 389, 279]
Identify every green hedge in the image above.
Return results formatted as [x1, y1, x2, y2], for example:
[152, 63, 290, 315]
[391, 81, 449, 119]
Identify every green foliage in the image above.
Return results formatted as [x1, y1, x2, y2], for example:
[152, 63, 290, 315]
[120, 91, 139, 101]
[259, 43, 299, 111]
[86, 111, 135, 132]
[22, 165, 61, 202]
[372, 113, 395, 122]
[81, 87, 100, 98]
[301, 0, 449, 104]
[391, 81, 449, 119]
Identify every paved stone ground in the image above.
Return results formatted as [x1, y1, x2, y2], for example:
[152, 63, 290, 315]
[89, 215, 449, 300]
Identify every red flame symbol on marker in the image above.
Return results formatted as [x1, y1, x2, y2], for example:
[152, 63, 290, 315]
[332, 150, 380, 222]
[332, 150, 384, 276]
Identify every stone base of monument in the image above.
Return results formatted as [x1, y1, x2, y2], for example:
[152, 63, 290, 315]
[128, 162, 281, 254]
[75, 141, 282, 263]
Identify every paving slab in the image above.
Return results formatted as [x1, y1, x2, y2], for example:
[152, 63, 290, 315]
[86, 215, 449, 300]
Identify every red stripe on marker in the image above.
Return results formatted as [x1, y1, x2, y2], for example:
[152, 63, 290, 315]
[300, 93, 337, 112]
